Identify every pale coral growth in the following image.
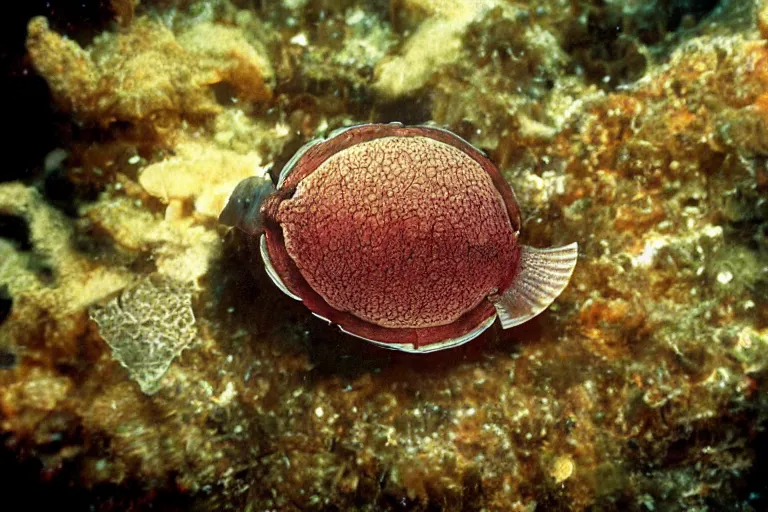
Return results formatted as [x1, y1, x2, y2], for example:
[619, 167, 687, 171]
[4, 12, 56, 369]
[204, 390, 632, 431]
[25, 17, 101, 119]
[148, 221, 220, 283]
[82, 194, 221, 283]
[732, 326, 768, 374]
[26, 15, 273, 129]
[137, 139, 270, 218]
[391, 0, 492, 31]
[81, 195, 161, 252]
[177, 23, 274, 103]
[0, 183, 131, 345]
[336, 9, 395, 70]
[378, 0, 576, 154]
[212, 109, 290, 156]
[373, 18, 464, 97]
[27, 16, 215, 125]
[0, 367, 73, 428]
[90, 276, 196, 395]
[429, 4, 574, 153]
[374, 0, 496, 98]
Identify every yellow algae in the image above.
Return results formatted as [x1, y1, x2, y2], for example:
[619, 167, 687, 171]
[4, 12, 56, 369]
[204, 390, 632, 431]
[26, 15, 273, 130]
[374, 0, 496, 98]
[177, 23, 274, 103]
[0, 183, 131, 330]
[82, 194, 220, 283]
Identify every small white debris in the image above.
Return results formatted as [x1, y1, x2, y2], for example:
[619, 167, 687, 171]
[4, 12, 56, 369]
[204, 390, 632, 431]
[44, 148, 69, 172]
[290, 33, 308, 46]
[633, 237, 668, 267]
[737, 329, 753, 349]
[716, 271, 733, 285]
[346, 8, 365, 25]
[214, 382, 237, 406]
[702, 225, 723, 238]
[128, 155, 141, 165]
[314, 406, 324, 418]
[274, 122, 290, 137]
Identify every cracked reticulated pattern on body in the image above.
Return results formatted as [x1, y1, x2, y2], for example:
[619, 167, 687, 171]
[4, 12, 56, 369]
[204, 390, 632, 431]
[277, 136, 518, 329]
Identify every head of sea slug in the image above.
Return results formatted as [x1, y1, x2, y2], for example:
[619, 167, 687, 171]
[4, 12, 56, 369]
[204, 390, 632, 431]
[220, 123, 577, 353]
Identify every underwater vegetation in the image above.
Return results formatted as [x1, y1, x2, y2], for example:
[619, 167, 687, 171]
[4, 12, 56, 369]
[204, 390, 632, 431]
[0, 0, 766, 510]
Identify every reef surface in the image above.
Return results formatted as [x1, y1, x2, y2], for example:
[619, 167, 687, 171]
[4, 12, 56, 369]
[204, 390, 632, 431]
[0, 0, 767, 510]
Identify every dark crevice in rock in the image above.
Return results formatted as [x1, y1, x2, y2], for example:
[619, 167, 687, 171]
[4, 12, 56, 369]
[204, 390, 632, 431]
[0, 285, 11, 326]
[36, 142, 104, 219]
[0, 214, 56, 283]
[0, 348, 16, 369]
[39, 167, 84, 218]
[562, 13, 648, 89]
[665, 0, 722, 33]
[269, 136, 311, 185]
[0, 430, 193, 511]
[0, 214, 32, 251]
[562, 0, 723, 89]
[740, 383, 768, 509]
[373, 95, 432, 126]
[211, 81, 239, 106]
[28, 259, 56, 285]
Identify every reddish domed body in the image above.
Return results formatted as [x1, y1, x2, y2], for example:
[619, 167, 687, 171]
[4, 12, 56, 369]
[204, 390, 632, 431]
[221, 123, 577, 353]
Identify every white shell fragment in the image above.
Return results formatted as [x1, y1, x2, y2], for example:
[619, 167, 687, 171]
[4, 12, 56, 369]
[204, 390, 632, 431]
[89, 276, 197, 394]
[490, 243, 578, 329]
